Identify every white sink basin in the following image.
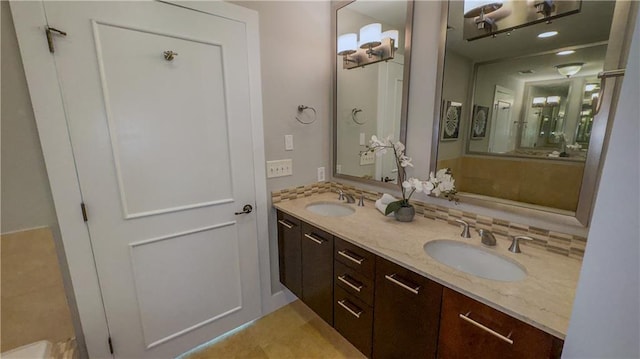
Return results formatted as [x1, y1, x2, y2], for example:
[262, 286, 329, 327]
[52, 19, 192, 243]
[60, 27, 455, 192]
[424, 240, 527, 282]
[305, 202, 355, 217]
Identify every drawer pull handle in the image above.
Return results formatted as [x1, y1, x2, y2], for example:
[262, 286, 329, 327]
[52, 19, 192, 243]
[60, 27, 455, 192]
[304, 233, 325, 245]
[277, 219, 294, 229]
[459, 312, 514, 345]
[337, 250, 364, 265]
[338, 275, 363, 292]
[337, 299, 362, 318]
[385, 274, 420, 294]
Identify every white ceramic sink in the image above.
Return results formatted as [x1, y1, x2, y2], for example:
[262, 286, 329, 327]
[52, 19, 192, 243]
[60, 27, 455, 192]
[424, 240, 527, 282]
[305, 202, 355, 217]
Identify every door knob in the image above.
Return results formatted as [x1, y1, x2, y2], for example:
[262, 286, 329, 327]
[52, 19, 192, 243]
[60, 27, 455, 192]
[234, 204, 253, 215]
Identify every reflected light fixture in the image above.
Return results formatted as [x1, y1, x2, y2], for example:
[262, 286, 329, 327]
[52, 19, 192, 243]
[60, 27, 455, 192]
[555, 62, 584, 78]
[546, 96, 561, 106]
[534, 0, 555, 19]
[557, 50, 575, 56]
[538, 31, 558, 38]
[337, 23, 398, 70]
[464, 0, 503, 31]
[585, 83, 598, 92]
[532, 97, 547, 107]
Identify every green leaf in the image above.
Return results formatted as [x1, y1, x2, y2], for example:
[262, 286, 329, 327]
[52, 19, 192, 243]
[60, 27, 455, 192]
[384, 200, 404, 216]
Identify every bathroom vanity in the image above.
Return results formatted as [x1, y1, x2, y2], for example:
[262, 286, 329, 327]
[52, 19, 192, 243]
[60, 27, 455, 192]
[275, 192, 578, 358]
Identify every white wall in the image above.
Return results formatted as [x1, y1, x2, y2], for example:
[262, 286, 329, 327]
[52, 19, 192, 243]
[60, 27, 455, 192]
[1, 1, 57, 234]
[563, 7, 640, 357]
[438, 50, 472, 161]
[231, 1, 332, 293]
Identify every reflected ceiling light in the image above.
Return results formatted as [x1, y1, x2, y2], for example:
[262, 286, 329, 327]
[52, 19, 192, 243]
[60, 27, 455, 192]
[546, 96, 561, 105]
[518, 69, 535, 75]
[555, 62, 584, 77]
[532, 97, 547, 107]
[538, 31, 558, 38]
[585, 83, 598, 92]
[337, 23, 398, 70]
[557, 50, 575, 56]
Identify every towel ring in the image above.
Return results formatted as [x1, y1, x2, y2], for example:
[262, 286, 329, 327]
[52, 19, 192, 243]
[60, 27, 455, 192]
[296, 105, 316, 124]
[351, 108, 366, 125]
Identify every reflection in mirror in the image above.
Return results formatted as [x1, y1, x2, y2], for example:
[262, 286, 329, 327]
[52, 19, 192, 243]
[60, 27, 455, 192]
[334, 1, 413, 185]
[434, 0, 635, 224]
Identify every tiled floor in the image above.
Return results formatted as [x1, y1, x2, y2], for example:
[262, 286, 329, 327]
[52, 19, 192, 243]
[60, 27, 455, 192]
[183, 300, 365, 359]
[0, 227, 75, 352]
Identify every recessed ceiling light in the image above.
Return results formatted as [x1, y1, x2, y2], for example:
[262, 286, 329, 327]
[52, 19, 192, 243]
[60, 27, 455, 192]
[518, 70, 535, 75]
[538, 31, 558, 38]
[557, 50, 575, 56]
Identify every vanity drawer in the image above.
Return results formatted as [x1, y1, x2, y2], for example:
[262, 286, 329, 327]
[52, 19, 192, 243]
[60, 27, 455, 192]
[334, 237, 375, 279]
[438, 287, 563, 359]
[334, 286, 373, 357]
[335, 261, 374, 306]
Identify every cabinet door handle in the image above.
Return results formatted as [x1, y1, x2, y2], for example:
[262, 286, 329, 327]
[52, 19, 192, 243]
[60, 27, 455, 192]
[337, 299, 362, 318]
[385, 274, 420, 294]
[337, 275, 363, 292]
[304, 233, 325, 245]
[459, 312, 514, 345]
[277, 219, 294, 229]
[337, 250, 364, 265]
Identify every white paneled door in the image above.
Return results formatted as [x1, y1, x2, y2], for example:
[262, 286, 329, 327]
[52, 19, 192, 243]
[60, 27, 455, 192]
[38, 2, 261, 357]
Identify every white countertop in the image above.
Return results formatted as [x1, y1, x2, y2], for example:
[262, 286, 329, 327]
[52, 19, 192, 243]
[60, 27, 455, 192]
[274, 192, 582, 339]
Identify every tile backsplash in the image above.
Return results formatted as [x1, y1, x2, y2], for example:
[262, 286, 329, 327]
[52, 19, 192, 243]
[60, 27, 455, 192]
[271, 182, 586, 260]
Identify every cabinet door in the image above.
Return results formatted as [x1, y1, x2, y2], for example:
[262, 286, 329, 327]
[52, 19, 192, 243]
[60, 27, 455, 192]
[438, 288, 563, 359]
[373, 257, 443, 359]
[334, 286, 374, 357]
[301, 223, 334, 325]
[277, 211, 302, 298]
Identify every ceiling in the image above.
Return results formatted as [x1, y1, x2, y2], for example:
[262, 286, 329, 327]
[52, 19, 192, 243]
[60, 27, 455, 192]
[346, 1, 407, 30]
[446, 0, 616, 63]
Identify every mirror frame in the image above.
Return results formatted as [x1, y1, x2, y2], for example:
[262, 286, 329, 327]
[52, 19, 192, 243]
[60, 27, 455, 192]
[332, 0, 415, 189]
[431, 1, 638, 227]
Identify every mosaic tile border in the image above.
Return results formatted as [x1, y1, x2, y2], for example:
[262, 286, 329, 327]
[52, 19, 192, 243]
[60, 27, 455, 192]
[271, 182, 586, 260]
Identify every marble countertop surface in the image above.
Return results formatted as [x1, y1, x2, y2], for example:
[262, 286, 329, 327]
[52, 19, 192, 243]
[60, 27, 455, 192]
[273, 192, 582, 339]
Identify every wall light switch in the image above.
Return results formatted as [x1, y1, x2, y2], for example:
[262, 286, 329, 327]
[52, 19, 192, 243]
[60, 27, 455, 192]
[359, 132, 366, 146]
[285, 135, 294, 151]
[267, 159, 293, 178]
[360, 151, 375, 165]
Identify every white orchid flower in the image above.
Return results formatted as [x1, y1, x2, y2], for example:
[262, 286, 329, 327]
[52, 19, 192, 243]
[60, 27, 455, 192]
[422, 180, 435, 194]
[436, 168, 448, 180]
[409, 178, 423, 192]
[394, 141, 405, 153]
[402, 180, 412, 190]
[399, 155, 413, 167]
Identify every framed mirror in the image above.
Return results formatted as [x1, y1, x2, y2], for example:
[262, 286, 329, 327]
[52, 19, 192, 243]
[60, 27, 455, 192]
[432, 0, 637, 226]
[332, 0, 414, 186]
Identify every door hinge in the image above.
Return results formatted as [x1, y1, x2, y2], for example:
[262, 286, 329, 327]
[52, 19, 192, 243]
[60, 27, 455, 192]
[108, 336, 114, 355]
[81, 203, 88, 222]
[45, 26, 67, 53]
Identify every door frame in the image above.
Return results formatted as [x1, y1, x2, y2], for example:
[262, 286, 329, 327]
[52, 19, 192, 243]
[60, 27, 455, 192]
[10, 1, 280, 357]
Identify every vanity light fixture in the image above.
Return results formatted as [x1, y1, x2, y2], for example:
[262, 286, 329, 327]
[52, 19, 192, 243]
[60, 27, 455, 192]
[555, 62, 584, 77]
[337, 23, 397, 70]
[537, 30, 558, 38]
[556, 50, 575, 56]
[464, 0, 503, 32]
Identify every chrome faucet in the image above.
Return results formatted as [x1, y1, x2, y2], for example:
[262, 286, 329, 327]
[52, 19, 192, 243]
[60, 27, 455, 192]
[337, 190, 355, 204]
[455, 219, 471, 239]
[508, 235, 533, 253]
[477, 229, 497, 247]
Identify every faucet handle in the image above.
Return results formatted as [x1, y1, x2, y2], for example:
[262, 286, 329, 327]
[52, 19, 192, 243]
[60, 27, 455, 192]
[357, 194, 365, 207]
[337, 189, 345, 200]
[508, 235, 533, 253]
[454, 219, 471, 239]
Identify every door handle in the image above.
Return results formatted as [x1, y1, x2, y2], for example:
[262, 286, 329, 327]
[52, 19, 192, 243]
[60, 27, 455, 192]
[234, 204, 253, 215]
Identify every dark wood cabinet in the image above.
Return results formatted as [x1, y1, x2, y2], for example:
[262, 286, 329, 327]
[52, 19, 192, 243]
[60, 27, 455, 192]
[277, 211, 302, 298]
[276, 210, 564, 359]
[301, 223, 334, 325]
[373, 256, 443, 359]
[438, 287, 563, 359]
[334, 285, 374, 357]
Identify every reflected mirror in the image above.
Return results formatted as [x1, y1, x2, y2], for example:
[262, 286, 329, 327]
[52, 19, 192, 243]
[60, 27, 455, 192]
[433, 0, 635, 225]
[333, 0, 414, 185]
